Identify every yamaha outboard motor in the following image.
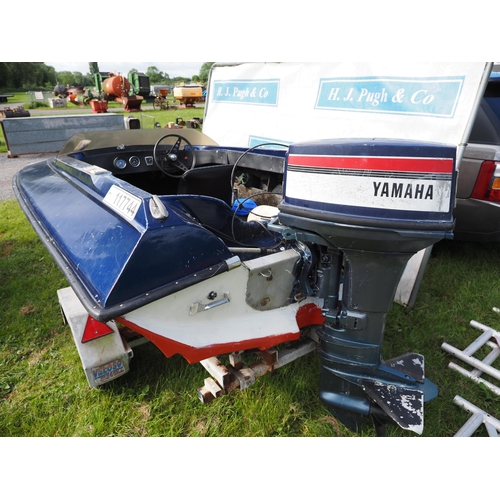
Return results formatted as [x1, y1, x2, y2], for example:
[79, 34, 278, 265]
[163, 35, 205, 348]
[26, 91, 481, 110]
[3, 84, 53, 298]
[277, 138, 457, 435]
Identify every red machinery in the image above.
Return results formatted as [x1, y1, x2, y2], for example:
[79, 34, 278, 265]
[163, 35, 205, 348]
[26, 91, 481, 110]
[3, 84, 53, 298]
[97, 72, 143, 112]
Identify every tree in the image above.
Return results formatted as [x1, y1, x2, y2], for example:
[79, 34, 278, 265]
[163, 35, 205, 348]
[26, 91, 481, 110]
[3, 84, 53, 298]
[172, 76, 190, 86]
[42, 65, 57, 87]
[199, 62, 215, 84]
[0, 62, 58, 89]
[83, 73, 94, 86]
[146, 66, 169, 84]
[56, 71, 75, 86]
[72, 72, 84, 85]
[7, 63, 31, 88]
[0, 63, 9, 88]
[18, 63, 55, 88]
[89, 62, 99, 75]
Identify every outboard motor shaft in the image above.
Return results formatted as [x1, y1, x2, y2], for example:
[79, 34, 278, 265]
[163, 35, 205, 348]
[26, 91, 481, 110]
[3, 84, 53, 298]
[278, 139, 457, 434]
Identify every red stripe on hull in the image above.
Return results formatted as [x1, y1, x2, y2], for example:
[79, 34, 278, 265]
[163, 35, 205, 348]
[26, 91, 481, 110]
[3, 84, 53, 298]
[288, 155, 453, 174]
[117, 304, 324, 364]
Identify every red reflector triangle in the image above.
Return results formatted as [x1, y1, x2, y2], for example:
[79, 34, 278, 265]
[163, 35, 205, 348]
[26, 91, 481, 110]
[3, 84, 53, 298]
[82, 316, 114, 343]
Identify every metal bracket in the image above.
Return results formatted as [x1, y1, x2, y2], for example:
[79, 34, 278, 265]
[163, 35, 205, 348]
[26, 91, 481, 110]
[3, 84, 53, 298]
[336, 310, 367, 330]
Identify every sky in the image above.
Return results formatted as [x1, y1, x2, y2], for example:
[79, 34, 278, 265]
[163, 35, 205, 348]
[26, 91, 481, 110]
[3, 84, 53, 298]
[2, 3, 493, 67]
[44, 62, 206, 78]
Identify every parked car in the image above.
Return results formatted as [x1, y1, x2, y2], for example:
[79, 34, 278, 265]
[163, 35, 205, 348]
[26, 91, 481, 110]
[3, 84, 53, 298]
[454, 71, 500, 241]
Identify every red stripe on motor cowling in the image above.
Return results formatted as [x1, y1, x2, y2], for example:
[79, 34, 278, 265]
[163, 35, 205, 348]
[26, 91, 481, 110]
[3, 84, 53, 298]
[116, 304, 324, 364]
[288, 155, 453, 174]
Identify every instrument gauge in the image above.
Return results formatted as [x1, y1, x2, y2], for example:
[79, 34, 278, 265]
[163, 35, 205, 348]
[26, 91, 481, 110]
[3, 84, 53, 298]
[113, 157, 127, 170]
[129, 156, 141, 168]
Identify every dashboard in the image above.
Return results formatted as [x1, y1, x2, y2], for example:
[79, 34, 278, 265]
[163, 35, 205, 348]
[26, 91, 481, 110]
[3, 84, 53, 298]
[76, 148, 159, 175]
[112, 154, 155, 171]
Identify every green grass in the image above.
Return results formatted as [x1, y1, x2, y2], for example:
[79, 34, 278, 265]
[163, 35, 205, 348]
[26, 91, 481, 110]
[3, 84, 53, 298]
[383, 240, 500, 436]
[133, 105, 205, 130]
[2, 197, 500, 437]
[0, 91, 29, 105]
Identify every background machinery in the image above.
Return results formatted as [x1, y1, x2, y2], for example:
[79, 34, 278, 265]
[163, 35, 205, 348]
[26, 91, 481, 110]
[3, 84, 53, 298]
[94, 71, 144, 112]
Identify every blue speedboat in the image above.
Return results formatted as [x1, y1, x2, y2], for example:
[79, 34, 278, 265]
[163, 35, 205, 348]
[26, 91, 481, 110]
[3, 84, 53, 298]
[14, 128, 457, 434]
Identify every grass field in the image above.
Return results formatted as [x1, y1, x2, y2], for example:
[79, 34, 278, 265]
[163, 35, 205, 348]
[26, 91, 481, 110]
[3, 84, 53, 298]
[1, 194, 500, 438]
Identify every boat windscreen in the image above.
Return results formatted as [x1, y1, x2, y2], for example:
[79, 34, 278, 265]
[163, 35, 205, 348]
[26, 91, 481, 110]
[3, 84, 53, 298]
[57, 129, 219, 156]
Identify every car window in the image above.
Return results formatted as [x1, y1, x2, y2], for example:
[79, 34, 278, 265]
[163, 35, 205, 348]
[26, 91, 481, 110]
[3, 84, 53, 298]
[469, 80, 500, 145]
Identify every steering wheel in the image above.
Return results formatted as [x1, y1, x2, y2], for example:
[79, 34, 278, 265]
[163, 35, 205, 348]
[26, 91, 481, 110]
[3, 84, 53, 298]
[153, 133, 196, 178]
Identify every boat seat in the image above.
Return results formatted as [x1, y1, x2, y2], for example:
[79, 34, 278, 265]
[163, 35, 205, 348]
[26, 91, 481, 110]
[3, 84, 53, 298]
[177, 164, 234, 205]
[171, 195, 279, 249]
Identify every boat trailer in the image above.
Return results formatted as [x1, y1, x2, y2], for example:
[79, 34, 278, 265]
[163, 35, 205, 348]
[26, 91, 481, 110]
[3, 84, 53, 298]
[58, 284, 319, 399]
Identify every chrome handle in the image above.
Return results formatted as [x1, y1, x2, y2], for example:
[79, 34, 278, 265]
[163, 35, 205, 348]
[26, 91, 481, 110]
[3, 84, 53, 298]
[190, 293, 230, 315]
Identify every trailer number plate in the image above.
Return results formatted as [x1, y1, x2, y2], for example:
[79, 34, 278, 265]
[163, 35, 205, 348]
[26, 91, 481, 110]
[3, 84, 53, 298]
[91, 358, 126, 384]
[103, 185, 141, 221]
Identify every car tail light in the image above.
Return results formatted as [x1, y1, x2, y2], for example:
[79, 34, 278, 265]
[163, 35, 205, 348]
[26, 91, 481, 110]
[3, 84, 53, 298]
[471, 161, 500, 202]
